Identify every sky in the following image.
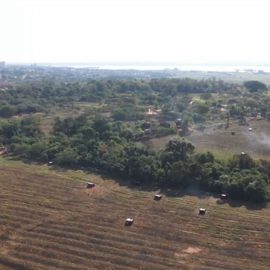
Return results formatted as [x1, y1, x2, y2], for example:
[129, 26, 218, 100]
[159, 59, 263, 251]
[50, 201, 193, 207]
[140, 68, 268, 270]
[0, 0, 270, 64]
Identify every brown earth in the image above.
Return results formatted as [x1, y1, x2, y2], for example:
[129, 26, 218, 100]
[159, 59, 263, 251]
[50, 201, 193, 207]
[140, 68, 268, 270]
[0, 159, 270, 270]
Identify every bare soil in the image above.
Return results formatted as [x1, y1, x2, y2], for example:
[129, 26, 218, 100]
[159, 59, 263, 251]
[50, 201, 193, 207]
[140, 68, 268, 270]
[0, 159, 270, 270]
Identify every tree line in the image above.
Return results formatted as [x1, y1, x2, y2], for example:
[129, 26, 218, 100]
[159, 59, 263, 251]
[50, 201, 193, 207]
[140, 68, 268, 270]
[0, 78, 234, 117]
[0, 115, 269, 203]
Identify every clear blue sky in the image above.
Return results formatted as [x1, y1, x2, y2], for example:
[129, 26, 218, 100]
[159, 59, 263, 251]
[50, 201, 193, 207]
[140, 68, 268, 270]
[1, 0, 270, 64]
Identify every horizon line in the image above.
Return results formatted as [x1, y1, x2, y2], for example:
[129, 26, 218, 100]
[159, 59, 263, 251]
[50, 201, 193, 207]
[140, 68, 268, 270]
[4, 61, 270, 66]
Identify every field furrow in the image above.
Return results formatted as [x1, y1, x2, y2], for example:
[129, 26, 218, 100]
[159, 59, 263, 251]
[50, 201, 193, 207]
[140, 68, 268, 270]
[0, 159, 269, 270]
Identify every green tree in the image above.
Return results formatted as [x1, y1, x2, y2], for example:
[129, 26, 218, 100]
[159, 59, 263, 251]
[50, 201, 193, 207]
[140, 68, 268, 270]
[55, 148, 79, 167]
[28, 142, 48, 161]
[167, 161, 190, 187]
[244, 81, 267, 92]
[229, 153, 255, 170]
[164, 139, 194, 162]
[193, 101, 209, 114]
[0, 105, 16, 117]
[245, 179, 267, 203]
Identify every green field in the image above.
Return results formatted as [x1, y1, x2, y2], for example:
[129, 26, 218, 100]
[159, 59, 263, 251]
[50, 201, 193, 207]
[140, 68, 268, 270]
[0, 157, 269, 270]
[188, 120, 270, 159]
[144, 120, 270, 161]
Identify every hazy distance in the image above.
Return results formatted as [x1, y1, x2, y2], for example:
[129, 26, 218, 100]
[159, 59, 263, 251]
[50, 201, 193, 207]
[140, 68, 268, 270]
[1, 0, 270, 65]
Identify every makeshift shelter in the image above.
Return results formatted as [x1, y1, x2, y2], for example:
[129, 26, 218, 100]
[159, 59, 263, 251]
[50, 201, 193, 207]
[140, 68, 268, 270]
[154, 194, 162, 201]
[86, 182, 96, 188]
[125, 218, 134, 226]
[199, 208, 206, 215]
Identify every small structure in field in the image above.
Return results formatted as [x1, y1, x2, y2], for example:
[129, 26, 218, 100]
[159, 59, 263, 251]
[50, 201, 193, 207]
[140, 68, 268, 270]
[154, 194, 162, 201]
[248, 127, 253, 131]
[256, 113, 262, 120]
[241, 152, 246, 155]
[220, 193, 228, 200]
[0, 146, 7, 155]
[198, 208, 206, 215]
[125, 218, 134, 226]
[48, 161, 53, 166]
[86, 182, 96, 189]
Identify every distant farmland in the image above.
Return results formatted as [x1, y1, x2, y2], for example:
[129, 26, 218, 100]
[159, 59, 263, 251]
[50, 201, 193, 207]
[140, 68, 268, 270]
[188, 120, 270, 160]
[145, 120, 270, 160]
[0, 158, 270, 270]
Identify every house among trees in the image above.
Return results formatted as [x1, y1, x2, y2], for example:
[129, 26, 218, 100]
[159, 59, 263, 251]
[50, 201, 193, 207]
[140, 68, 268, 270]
[175, 118, 182, 128]
[256, 113, 262, 120]
[146, 107, 159, 116]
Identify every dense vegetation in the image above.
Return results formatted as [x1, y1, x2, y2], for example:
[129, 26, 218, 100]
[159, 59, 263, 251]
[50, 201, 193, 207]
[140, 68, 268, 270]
[0, 67, 270, 203]
[1, 77, 270, 125]
[0, 114, 269, 203]
[0, 78, 232, 117]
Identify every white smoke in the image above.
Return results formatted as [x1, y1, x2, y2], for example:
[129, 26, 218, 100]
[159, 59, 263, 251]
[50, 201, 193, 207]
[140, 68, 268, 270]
[253, 132, 270, 148]
[244, 131, 270, 155]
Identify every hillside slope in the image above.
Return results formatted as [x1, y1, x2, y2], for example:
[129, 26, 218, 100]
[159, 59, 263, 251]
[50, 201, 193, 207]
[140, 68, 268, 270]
[0, 158, 269, 270]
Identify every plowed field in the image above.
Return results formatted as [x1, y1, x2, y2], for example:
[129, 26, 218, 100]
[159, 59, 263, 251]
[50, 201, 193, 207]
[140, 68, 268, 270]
[0, 159, 269, 270]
